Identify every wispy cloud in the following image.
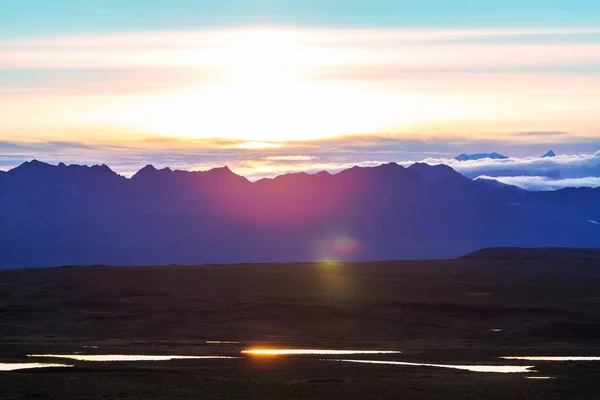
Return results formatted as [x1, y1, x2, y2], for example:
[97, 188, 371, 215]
[445, 152, 600, 180]
[4, 29, 600, 72]
[512, 131, 569, 137]
[2, 135, 599, 190]
[2, 27, 600, 144]
[1, 27, 599, 175]
[264, 155, 317, 161]
[482, 176, 600, 191]
[411, 151, 600, 190]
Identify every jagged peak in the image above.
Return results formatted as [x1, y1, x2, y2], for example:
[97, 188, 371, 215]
[339, 162, 403, 174]
[255, 170, 331, 185]
[90, 164, 116, 174]
[11, 159, 53, 172]
[140, 164, 157, 172]
[410, 162, 466, 183]
[207, 166, 239, 176]
[376, 161, 405, 170]
[131, 164, 159, 180]
[542, 150, 556, 158]
[26, 159, 49, 167]
[335, 162, 418, 182]
[411, 162, 443, 169]
[7, 160, 122, 180]
[132, 164, 172, 175]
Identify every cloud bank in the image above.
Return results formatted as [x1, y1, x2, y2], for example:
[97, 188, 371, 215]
[2, 26, 600, 144]
[414, 151, 600, 190]
[1, 135, 599, 191]
[479, 175, 600, 191]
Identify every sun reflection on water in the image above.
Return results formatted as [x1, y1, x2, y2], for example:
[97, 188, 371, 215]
[0, 363, 73, 371]
[242, 349, 401, 356]
[327, 359, 535, 373]
[502, 356, 600, 361]
[29, 354, 237, 362]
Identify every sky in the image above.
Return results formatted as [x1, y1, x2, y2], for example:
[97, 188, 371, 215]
[1, 0, 600, 189]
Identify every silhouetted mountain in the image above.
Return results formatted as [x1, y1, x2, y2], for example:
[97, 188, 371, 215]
[0, 160, 599, 269]
[4, 160, 123, 187]
[455, 152, 508, 161]
[542, 150, 556, 158]
[409, 163, 469, 183]
[473, 176, 525, 193]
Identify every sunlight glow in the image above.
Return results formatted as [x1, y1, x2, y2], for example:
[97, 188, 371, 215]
[526, 376, 555, 380]
[29, 354, 236, 362]
[241, 349, 401, 356]
[0, 363, 73, 371]
[235, 141, 283, 149]
[4, 27, 600, 151]
[108, 29, 466, 143]
[502, 356, 600, 361]
[328, 359, 535, 373]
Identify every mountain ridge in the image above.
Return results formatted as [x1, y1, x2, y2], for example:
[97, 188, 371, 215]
[455, 152, 508, 161]
[1, 159, 599, 269]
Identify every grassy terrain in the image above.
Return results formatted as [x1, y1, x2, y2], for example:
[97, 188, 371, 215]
[1, 252, 600, 398]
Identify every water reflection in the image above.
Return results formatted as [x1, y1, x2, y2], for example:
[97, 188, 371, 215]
[502, 356, 600, 361]
[328, 359, 534, 373]
[242, 349, 401, 356]
[206, 341, 242, 344]
[29, 354, 237, 362]
[0, 363, 72, 371]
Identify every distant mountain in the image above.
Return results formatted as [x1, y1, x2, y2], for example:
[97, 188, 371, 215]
[0, 160, 599, 269]
[455, 152, 508, 161]
[408, 162, 469, 183]
[473, 176, 525, 193]
[542, 150, 556, 158]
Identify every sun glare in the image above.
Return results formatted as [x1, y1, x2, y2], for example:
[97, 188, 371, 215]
[225, 30, 303, 84]
[241, 349, 401, 356]
[235, 141, 283, 149]
[115, 29, 456, 143]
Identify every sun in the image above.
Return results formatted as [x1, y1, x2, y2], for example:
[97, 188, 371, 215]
[225, 29, 303, 85]
[117, 29, 455, 143]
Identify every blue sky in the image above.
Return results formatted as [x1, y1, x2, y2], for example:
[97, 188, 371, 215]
[3, 0, 600, 37]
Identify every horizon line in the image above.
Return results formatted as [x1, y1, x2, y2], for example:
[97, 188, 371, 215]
[3, 158, 430, 180]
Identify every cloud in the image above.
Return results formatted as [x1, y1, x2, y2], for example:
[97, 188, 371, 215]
[4, 28, 600, 76]
[409, 151, 600, 190]
[480, 175, 600, 191]
[445, 153, 600, 179]
[264, 155, 317, 161]
[231, 160, 388, 181]
[512, 131, 568, 137]
[3, 27, 600, 145]
[2, 136, 599, 190]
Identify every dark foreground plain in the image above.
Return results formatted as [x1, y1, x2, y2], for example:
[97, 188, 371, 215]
[1, 248, 600, 399]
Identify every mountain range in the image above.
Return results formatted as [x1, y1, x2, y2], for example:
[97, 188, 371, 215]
[455, 152, 508, 161]
[1, 160, 599, 269]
